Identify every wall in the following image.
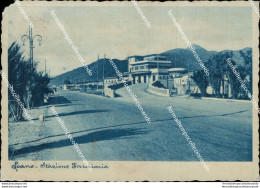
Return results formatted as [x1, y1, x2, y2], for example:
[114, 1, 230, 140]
[147, 85, 170, 97]
[104, 88, 115, 98]
[158, 80, 175, 89]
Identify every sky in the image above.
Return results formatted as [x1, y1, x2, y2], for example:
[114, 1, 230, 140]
[7, 3, 253, 76]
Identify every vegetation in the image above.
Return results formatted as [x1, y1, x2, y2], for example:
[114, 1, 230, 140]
[190, 71, 209, 97]
[8, 42, 51, 121]
[190, 51, 252, 99]
[51, 59, 128, 86]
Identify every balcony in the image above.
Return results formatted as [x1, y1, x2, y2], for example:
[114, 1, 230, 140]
[129, 59, 171, 65]
[150, 68, 169, 74]
[130, 68, 169, 74]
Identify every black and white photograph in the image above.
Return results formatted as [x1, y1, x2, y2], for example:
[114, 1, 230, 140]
[1, 0, 259, 183]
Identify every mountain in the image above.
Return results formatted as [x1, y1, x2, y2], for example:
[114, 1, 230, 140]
[218, 47, 252, 66]
[50, 58, 128, 86]
[161, 44, 218, 70]
[161, 45, 252, 70]
[50, 45, 252, 86]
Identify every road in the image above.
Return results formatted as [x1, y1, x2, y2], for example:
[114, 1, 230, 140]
[9, 84, 252, 161]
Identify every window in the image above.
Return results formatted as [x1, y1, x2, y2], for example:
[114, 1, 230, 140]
[140, 66, 144, 69]
[153, 75, 155, 81]
[135, 66, 138, 70]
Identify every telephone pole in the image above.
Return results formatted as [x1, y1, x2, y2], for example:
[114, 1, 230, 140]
[97, 54, 99, 91]
[188, 61, 190, 91]
[45, 59, 47, 75]
[157, 54, 159, 81]
[102, 53, 106, 95]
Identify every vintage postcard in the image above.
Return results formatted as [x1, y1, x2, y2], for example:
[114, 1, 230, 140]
[1, 1, 259, 181]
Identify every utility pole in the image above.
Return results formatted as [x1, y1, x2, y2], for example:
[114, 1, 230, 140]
[45, 59, 47, 75]
[97, 54, 99, 91]
[102, 53, 106, 95]
[127, 54, 130, 84]
[157, 54, 159, 81]
[188, 61, 190, 91]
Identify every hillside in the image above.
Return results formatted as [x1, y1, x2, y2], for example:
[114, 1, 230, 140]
[161, 44, 218, 70]
[50, 58, 128, 86]
[50, 45, 252, 86]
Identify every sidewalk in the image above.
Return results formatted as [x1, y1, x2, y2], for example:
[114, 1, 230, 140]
[8, 96, 60, 160]
[174, 95, 251, 103]
[201, 97, 251, 103]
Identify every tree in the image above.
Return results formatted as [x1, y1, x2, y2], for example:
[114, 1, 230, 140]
[205, 53, 230, 97]
[225, 51, 251, 99]
[8, 42, 29, 121]
[64, 79, 71, 84]
[239, 50, 252, 96]
[190, 70, 209, 97]
[8, 42, 51, 121]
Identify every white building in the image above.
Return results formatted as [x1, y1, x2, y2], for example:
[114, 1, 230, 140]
[104, 74, 129, 88]
[128, 54, 171, 84]
[127, 54, 199, 95]
[104, 77, 118, 85]
[168, 68, 187, 79]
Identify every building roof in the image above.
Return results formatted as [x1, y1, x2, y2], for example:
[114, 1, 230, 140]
[128, 54, 166, 59]
[168, 68, 187, 72]
[128, 55, 144, 59]
[143, 54, 165, 58]
[105, 77, 118, 80]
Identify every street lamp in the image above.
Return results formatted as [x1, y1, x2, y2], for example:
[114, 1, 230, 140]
[21, 25, 42, 65]
[102, 53, 106, 96]
[21, 25, 42, 109]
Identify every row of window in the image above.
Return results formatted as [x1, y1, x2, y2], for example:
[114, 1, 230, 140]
[157, 75, 187, 80]
[158, 75, 172, 80]
[131, 65, 148, 71]
[130, 65, 171, 71]
[133, 74, 187, 80]
[105, 80, 117, 83]
[145, 57, 167, 61]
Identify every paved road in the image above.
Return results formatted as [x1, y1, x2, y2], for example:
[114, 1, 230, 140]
[10, 84, 252, 161]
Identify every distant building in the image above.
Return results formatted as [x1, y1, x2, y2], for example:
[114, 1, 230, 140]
[63, 84, 79, 90]
[128, 54, 171, 84]
[127, 55, 197, 95]
[104, 77, 118, 85]
[168, 68, 187, 79]
[104, 73, 129, 88]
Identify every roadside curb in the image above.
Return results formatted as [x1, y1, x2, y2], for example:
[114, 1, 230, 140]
[201, 97, 251, 103]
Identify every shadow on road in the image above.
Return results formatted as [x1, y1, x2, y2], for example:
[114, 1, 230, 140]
[47, 109, 110, 119]
[10, 109, 249, 148]
[48, 96, 71, 105]
[9, 128, 148, 160]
